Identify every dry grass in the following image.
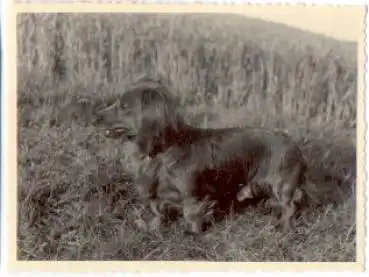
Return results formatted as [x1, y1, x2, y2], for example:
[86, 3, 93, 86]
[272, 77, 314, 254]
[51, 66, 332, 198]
[17, 13, 357, 261]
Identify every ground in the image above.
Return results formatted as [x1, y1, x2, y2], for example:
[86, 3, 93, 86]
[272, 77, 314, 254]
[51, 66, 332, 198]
[17, 13, 357, 261]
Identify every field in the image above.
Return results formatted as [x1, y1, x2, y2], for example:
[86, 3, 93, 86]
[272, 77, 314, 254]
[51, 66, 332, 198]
[17, 13, 357, 261]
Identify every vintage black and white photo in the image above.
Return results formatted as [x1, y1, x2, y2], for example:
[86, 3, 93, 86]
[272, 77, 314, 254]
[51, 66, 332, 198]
[17, 11, 360, 262]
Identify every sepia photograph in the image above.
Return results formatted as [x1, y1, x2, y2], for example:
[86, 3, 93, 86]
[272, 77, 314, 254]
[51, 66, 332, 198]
[16, 8, 362, 264]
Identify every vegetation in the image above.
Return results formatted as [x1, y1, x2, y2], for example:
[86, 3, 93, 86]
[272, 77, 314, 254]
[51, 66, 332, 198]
[18, 13, 357, 261]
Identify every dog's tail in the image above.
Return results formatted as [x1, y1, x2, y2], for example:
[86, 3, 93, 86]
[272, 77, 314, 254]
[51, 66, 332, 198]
[300, 166, 349, 208]
[297, 163, 326, 208]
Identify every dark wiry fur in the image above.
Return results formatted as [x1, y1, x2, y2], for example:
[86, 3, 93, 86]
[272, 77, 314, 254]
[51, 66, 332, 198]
[97, 78, 310, 234]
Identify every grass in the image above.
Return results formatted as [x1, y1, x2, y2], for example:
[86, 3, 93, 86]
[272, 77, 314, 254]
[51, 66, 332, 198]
[17, 13, 357, 261]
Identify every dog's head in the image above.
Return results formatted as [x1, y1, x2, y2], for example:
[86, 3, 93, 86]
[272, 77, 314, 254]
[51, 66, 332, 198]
[96, 79, 183, 155]
[95, 88, 144, 140]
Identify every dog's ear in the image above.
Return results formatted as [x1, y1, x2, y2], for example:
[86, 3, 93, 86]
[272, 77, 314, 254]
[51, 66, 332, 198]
[140, 89, 168, 126]
[135, 86, 182, 156]
[140, 88, 166, 108]
[140, 89, 154, 108]
[135, 94, 169, 156]
[136, 112, 164, 156]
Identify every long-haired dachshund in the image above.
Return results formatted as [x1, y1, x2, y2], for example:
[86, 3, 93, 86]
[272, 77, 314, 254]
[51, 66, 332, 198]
[96, 78, 309, 234]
